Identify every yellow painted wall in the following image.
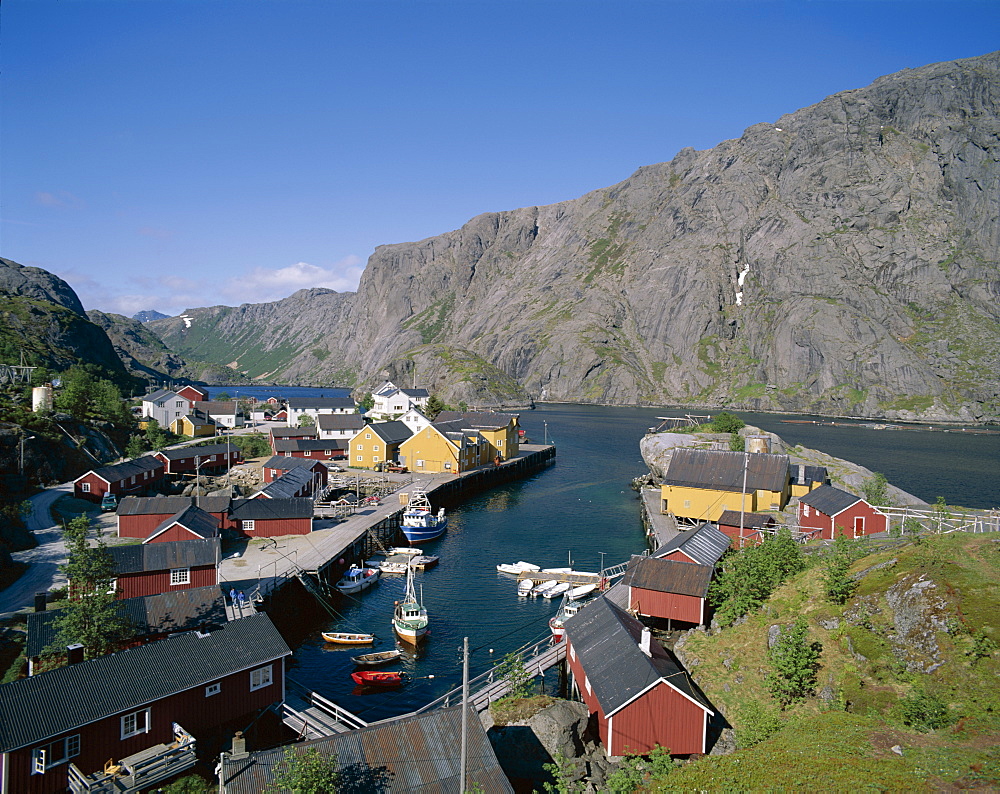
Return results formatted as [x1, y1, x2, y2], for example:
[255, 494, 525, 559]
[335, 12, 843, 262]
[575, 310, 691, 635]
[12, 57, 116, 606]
[399, 427, 461, 473]
[661, 484, 788, 521]
[478, 419, 519, 462]
[791, 481, 821, 499]
[349, 428, 402, 469]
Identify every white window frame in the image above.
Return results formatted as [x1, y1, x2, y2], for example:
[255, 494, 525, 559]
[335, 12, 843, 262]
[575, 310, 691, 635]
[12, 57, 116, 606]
[242, 520, 255, 532]
[356, 444, 363, 451]
[205, 683, 221, 697]
[107, 578, 117, 595]
[304, 450, 311, 456]
[416, 459, 425, 468]
[250, 664, 273, 691]
[804, 504, 811, 517]
[31, 735, 80, 773]
[357, 455, 363, 462]
[365, 433, 372, 440]
[121, 708, 151, 740]
[170, 567, 191, 586]
[81, 482, 91, 493]
[372, 444, 379, 452]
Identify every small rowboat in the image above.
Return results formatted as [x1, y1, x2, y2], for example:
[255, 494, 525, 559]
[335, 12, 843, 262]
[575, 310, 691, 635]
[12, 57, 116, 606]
[544, 581, 572, 599]
[351, 670, 408, 687]
[351, 649, 404, 666]
[410, 555, 439, 570]
[517, 578, 534, 596]
[388, 547, 423, 557]
[322, 631, 375, 645]
[568, 583, 598, 601]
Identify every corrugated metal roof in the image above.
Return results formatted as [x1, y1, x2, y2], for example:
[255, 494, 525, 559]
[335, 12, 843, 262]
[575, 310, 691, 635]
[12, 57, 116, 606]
[790, 463, 828, 486]
[652, 522, 731, 565]
[146, 505, 219, 541]
[269, 427, 318, 439]
[622, 556, 714, 597]
[89, 455, 164, 483]
[368, 421, 414, 445]
[287, 397, 356, 409]
[255, 467, 315, 498]
[0, 612, 290, 752]
[108, 538, 219, 574]
[262, 455, 325, 471]
[717, 510, 776, 529]
[26, 586, 227, 657]
[230, 497, 314, 521]
[563, 596, 712, 718]
[221, 706, 512, 794]
[798, 484, 862, 516]
[434, 411, 518, 429]
[662, 448, 789, 493]
[142, 389, 176, 403]
[117, 496, 192, 516]
[274, 438, 346, 452]
[157, 444, 232, 461]
[316, 413, 365, 431]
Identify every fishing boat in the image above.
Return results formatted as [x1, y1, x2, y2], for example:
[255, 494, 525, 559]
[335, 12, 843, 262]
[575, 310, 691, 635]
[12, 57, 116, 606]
[549, 597, 583, 641]
[544, 581, 572, 599]
[393, 564, 429, 643]
[351, 649, 404, 667]
[321, 631, 375, 645]
[497, 561, 541, 575]
[567, 583, 598, 601]
[410, 555, 439, 570]
[335, 565, 381, 594]
[517, 578, 534, 597]
[400, 489, 448, 543]
[350, 670, 408, 687]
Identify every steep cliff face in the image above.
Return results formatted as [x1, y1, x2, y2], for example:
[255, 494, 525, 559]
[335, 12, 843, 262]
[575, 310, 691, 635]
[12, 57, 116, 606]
[150, 52, 1000, 420]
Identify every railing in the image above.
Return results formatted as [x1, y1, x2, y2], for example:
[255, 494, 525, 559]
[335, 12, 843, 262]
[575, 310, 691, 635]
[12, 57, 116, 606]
[68, 727, 196, 793]
[285, 676, 368, 732]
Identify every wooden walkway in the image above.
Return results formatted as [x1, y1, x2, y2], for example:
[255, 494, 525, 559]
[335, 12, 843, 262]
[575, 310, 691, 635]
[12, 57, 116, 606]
[281, 677, 368, 739]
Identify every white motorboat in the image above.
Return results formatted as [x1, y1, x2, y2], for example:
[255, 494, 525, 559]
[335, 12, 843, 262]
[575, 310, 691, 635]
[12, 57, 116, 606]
[532, 580, 559, 598]
[543, 581, 572, 599]
[567, 583, 598, 601]
[388, 547, 424, 557]
[517, 578, 534, 596]
[401, 490, 448, 543]
[379, 559, 410, 574]
[541, 567, 572, 574]
[335, 565, 380, 594]
[549, 596, 583, 641]
[497, 561, 541, 576]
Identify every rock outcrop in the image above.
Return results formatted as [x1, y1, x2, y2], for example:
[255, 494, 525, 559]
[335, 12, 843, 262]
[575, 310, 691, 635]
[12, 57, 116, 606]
[146, 52, 1000, 421]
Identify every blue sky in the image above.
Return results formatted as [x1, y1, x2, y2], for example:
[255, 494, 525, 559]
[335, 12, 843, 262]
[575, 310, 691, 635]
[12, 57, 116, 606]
[1, 1, 997, 317]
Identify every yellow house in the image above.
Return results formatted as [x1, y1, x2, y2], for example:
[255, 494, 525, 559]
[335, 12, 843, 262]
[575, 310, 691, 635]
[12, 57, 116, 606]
[399, 422, 484, 474]
[660, 448, 791, 523]
[348, 421, 413, 469]
[789, 463, 828, 498]
[169, 414, 217, 438]
[433, 411, 520, 463]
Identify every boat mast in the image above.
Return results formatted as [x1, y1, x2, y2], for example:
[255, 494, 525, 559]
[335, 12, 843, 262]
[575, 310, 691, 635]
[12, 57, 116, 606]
[461, 636, 469, 791]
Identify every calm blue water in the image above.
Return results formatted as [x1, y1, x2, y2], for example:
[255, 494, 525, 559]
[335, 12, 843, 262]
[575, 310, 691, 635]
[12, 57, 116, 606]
[203, 387, 998, 720]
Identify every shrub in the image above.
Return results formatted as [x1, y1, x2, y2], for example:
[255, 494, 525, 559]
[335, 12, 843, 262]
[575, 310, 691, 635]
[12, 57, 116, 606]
[711, 411, 745, 433]
[737, 701, 785, 748]
[766, 616, 822, 707]
[897, 690, 952, 732]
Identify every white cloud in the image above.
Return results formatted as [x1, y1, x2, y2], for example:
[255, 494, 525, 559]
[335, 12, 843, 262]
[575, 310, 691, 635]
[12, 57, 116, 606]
[35, 190, 83, 209]
[219, 258, 364, 304]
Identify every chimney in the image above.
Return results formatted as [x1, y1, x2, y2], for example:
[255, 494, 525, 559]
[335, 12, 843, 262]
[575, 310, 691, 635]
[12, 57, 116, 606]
[66, 644, 84, 665]
[799, 464, 806, 484]
[34, 592, 47, 612]
[640, 627, 652, 657]
[231, 731, 248, 759]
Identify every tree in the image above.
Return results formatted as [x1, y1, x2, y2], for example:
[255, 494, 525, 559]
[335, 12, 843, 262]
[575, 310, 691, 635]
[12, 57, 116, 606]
[728, 431, 745, 452]
[54, 515, 132, 659]
[298, 413, 316, 427]
[425, 395, 447, 420]
[125, 434, 148, 459]
[766, 616, 822, 707]
[216, 392, 231, 401]
[823, 537, 857, 605]
[710, 411, 745, 433]
[144, 417, 169, 450]
[270, 747, 338, 794]
[495, 650, 534, 700]
[861, 472, 891, 507]
[358, 392, 374, 412]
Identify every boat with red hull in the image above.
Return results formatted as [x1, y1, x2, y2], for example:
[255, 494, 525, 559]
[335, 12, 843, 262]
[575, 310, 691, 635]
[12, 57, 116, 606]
[350, 670, 408, 687]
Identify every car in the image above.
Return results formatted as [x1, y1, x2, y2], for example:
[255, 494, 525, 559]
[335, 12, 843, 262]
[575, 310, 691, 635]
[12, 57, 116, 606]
[100, 492, 118, 512]
[328, 463, 345, 472]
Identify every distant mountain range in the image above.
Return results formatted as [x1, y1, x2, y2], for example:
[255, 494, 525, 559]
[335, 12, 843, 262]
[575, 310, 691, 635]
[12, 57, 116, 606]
[133, 310, 169, 323]
[144, 52, 1000, 422]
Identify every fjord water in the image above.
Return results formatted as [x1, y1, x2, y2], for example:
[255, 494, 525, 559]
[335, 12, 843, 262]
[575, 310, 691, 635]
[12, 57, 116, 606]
[207, 389, 999, 720]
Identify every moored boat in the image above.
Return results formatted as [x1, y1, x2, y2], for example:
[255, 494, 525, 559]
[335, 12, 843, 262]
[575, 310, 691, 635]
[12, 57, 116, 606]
[543, 581, 572, 599]
[549, 597, 583, 641]
[378, 556, 412, 574]
[350, 670, 408, 687]
[351, 649, 404, 666]
[393, 564, 429, 643]
[388, 547, 423, 557]
[497, 561, 541, 575]
[568, 583, 598, 601]
[532, 580, 559, 598]
[400, 489, 448, 543]
[321, 631, 375, 645]
[517, 578, 534, 597]
[335, 565, 381, 594]
[410, 555, 439, 570]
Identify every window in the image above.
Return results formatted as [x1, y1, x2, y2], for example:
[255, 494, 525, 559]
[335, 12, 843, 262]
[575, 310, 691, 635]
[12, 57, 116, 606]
[357, 456, 363, 462]
[205, 683, 221, 697]
[803, 505, 811, 517]
[176, 401, 184, 407]
[373, 456, 380, 463]
[356, 444, 363, 451]
[372, 444, 380, 452]
[242, 520, 255, 532]
[416, 459, 424, 468]
[107, 578, 117, 595]
[304, 450, 311, 456]
[250, 664, 273, 691]
[683, 500, 691, 509]
[497, 439, 503, 446]
[444, 463, 452, 470]
[81, 482, 91, 493]
[170, 568, 191, 585]
[31, 735, 80, 773]
[365, 433, 372, 440]
[121, 708, 150, 739]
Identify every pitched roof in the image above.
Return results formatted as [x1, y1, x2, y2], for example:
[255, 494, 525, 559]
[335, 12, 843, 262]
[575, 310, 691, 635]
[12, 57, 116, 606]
[230, 497, 314, 521]
[662, 448, 789, 493]
[117, 496, 193, 517]
[273, 438, 346, 453]
[108, 538, 220, 574]
[145, 505, 219, 542]
[254, 467, 315, 499]
[790, 463, 828, 486]
[269, 426, 318, 439]
[399, 387, 429, 398]
[622, 556, 715, 598]
[193, 400, 238, 415]
[261, 455, 326, 471]
[220, 706, 512, 794]
[178, 413, 216, 428]
[156, 443, 234, 461]
[26, 585, 228, 657]
[434, 411, 518, 429]
[316, 413, 366, 431]
[365, 420, 413, 445]
[798, 484, 864, 516]
[198, 495, 232, 515]
[651, 522, 732, 565]
[563, 596, 712, 718]
[287, 397, 356, 410]
[0, 613, 290, 752]
[717, 510, 776, 529]
[83, 455, 164, 485]
[142, 389, 177, 403]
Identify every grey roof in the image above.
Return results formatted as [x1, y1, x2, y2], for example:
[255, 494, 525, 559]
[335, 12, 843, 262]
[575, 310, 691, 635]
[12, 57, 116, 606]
[230, 497, 314, 521]
[366, 420, 413, 445]
[157, 444, 233, 461]
[199, 495, 233, 514]
[399, 388, 429, 398]
[652, 521, 732, 565]
[220, 705, 512, 794]
[269, 426, 318, 439]
[26, 585, 228, 657]
[143, 389, 177, 403]
[261, 455, 325, 471]
[117, 496, 193, 517]
[287, 397, 356, 410]
[146, 505, 219, 541]
[662, 448, 789, 493]
[563, 596, 712, 718]
[316, 413, 365, 431]
[790, 463, 828, 486]
[108, 538, 220, 574]
[798, 484, 863, 516]
[85, 455, 164, 484]
[178, 413, 216, 428]
[717, 510, 776, 529]
[434, 410, 518, 429]
[274, 438, 346, 453]
[255, 467, 315, 499]
[0, 612, 290, 752]
[193, 400, 238, 415]
[622, 555, 715, 598]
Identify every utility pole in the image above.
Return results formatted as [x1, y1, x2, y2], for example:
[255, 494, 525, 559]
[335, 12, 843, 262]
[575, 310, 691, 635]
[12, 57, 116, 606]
[739, 451, 748, 547]
[460, 636, 469, 792]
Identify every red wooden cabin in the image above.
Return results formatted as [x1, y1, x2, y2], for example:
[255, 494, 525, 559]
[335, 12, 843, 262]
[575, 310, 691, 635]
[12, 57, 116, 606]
[621, 556, 714, 625]
[175, 384, 209, 402]
[73, 457, 165, 503]
[798, 484, 889, 539]
[260, 455, 328, 487]
[229, 498, 313, 538]
[0, 613, 290, 794]
[716, 510, 777, 548]
[143, 505, 219, 543]
[153, 444, 242, 476]
[564, 597, 713, 757]
[106, 539, 219, 599]
[272, 437, 347, 460]
[652, 521, 731, 565]
[117, 496, 231, 539]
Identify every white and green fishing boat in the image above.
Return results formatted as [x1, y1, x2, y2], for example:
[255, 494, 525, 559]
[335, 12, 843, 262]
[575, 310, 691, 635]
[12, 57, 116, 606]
[392, 564, 429, 643]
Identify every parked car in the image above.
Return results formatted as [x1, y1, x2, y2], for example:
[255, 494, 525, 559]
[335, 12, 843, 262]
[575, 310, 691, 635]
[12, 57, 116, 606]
[100, 492, 118, 512]
[328, 463, 345, 472]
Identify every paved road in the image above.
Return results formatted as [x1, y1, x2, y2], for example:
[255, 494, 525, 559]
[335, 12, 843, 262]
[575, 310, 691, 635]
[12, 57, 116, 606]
[0, 483, 75, 618]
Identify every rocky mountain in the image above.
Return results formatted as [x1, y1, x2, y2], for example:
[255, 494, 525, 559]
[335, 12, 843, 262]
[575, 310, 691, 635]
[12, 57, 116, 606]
[0, 258, 136, 389]
[148, 52, 1000, 421]
[133, 309, 168, 323]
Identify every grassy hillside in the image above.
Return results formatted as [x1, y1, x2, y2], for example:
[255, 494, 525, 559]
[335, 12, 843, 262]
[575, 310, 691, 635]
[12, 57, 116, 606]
[656, 533, 1000, 790]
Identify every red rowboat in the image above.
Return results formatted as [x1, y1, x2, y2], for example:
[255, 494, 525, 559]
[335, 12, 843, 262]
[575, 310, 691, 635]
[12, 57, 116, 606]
[350, 670, 408, 687]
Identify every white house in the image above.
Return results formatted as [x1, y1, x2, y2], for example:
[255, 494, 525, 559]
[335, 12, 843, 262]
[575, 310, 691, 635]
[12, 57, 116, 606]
[397, 407, 432, 434]
[369, 381, 430, 419]
[316, 412, 366, 441]
[287, 397, 357, 426]
[141, 390, 192, 427]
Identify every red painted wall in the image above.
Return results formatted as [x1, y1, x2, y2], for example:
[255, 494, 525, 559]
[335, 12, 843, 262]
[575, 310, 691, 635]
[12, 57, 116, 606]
[234, 518, 312, 538]
[117, 514, 172, 538]
[660, 549, 698, 564]
[115, 566, 217, 599]
[155, 451, 242, 475]
[145, 524, 213, 543]
[611, 679, 708, 756]
[74, 467, 163, 502]
[262, 464, 326, 486]
[798, 500, 888, 539]
[2, 658, 284, 794]
[566, 641, 610, 749]
[629, 587, 704, 624]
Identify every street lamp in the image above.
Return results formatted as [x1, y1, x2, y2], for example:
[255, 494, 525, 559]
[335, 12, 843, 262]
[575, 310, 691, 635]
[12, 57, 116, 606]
[20, 434, 36, 476]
